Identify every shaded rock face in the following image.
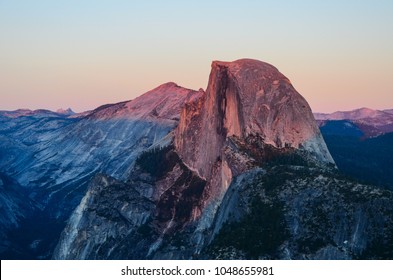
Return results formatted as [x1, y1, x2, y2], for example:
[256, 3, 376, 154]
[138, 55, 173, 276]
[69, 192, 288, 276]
[53, 146, 207, 259]
[318, 122, 393, 190]
[53, 174, 156, 260]
[0, 173, 38, 258]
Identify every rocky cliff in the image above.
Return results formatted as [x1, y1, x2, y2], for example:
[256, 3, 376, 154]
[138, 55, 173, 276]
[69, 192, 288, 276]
[3, 58, 391, 260]
[176, 58, 334, 199]
[206, 164, 393, 259]
[176, 59, 334, 174]
[53, 59, 360, 260]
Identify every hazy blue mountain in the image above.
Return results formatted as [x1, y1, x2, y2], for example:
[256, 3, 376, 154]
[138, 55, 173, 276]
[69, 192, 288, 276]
[315, 109, 393, 189]
[0, 83, 196, 259]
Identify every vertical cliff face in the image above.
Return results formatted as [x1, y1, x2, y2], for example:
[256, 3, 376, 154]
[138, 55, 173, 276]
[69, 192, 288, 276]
[175, 59, 334, 203]
[53, 59, 339, 260]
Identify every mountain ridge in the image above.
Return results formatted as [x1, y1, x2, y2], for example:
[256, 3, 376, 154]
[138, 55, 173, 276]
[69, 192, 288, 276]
[53, 59, 370, 260]
[314, 107, 393, 121]
[1, 59, 393, 260]
[314, 107, 393, 138]
[0, 81, 196, 259]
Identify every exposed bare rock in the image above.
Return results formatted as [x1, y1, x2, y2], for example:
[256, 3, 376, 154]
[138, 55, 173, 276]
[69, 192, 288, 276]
[87, 82, 196, 123]
[15, 55, 392, 263]
[175, 59, 334, 209]
[205, 165, 393, 260]
[53, 59, 340, 260]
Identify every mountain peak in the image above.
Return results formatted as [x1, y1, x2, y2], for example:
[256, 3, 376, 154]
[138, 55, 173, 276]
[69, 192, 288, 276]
[87, 82, 197, 121]
[176, 58, 334, 197]
[354, 107, 377, 116]
[56, 108, 75, 115]
[211, 59, 290, 88]
[155, 82, 180, 89]
[357, 107, 375, 112]
[212, 58, 279, 71]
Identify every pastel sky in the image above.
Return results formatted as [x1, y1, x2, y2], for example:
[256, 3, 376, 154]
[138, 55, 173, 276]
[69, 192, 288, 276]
[1, 0, 392, 113]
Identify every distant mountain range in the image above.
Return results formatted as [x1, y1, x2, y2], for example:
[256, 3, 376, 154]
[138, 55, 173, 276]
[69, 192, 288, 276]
[0, 108, 75, 118]
[314, 108, 393, 189]
[314, 108, 393, 138]
[315, 107, 393, 121]
[1, 60, 393, 260]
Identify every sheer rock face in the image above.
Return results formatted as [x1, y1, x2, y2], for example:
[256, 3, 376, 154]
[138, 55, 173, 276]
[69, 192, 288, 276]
[50, 59, 337, 260]
[175, 59, 334, 200]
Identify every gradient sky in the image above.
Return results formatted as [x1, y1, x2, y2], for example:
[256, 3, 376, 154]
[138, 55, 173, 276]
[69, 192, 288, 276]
[1, 0, 392, 113]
